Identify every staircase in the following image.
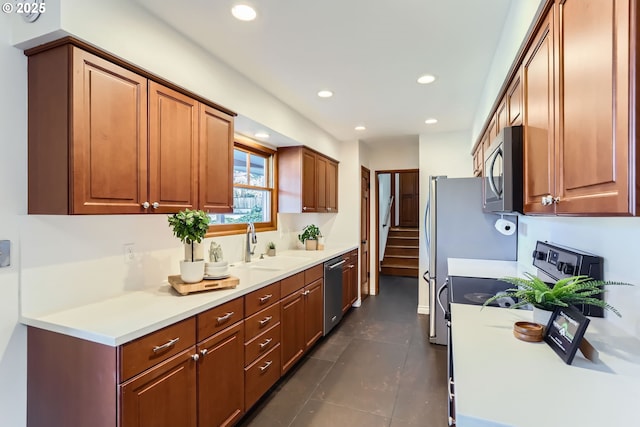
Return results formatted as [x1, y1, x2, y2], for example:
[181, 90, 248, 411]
[380, 227, 419, 277]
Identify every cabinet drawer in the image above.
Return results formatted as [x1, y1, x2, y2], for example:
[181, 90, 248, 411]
[244, 343, 281, 411]
[245, 282, 281, 317]
[244, 322, 281, 366]
[197, 297, 244, 341]
[120, 317, 196, 381]
[281, 271, 304, 297]
[244, 302, 281, 342]
[304, 264, 323, 284]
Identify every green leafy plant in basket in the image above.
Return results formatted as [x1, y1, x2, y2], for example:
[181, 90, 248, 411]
[482, 273, 633, 317]
[168, 209, 210, 261]
[298, 224, 321, 243]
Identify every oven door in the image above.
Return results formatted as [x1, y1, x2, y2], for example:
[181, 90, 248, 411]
[483, 138, 504, 211]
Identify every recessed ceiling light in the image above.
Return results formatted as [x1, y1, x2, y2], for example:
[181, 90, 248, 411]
[255, 132, 269, 139]
[355, 126, 366, 131]
[317, 90, 333, 98]
[231, 4, 257, 21]
[425, 118, 438, 125]
[417, 74, 436, 85]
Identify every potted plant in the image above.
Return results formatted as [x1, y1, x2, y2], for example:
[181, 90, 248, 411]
[482, 273, 633, 324]
[168, 209, 210, 283]
[266, 241, 276, 257]
[298, 224, 321, 250]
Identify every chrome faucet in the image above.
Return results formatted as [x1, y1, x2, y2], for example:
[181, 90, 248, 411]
[245, 222, 257, 262]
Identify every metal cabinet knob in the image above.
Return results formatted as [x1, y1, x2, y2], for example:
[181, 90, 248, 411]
[200, 349, 208, 357]
[152, 202, 160, 209]
[191, 353, 200, 362]
[302, 206, 307, 211]
[541, 195, 553, 206]
[141, 201, 150, 209]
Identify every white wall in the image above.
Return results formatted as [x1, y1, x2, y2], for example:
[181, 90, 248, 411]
[378, 174, 392, 260]
[3, 2, 361, 425]
[418, 130, 473, 313]
[471, 0, 544, 144]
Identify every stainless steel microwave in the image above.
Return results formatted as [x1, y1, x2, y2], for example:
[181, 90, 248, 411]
[483, 126, 523, 213]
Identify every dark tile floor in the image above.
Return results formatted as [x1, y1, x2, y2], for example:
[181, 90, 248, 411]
[238, 275, 448, 427]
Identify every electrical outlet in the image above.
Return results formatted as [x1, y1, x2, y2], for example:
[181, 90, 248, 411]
[0, 240, 10, 268]
[123, 243, 135, 264]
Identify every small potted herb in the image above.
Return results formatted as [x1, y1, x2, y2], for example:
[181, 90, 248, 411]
[298, 224, 321, 250]
[168, 209, 210, 282]
[266, 242, 276, 257]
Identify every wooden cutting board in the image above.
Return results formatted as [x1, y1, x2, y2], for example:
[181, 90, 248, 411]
[169, 275, 239, 296]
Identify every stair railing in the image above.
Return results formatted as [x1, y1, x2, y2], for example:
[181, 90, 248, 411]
[382, 195, 394, 228]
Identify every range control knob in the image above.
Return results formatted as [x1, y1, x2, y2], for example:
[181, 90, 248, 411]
[556, 261, 565, 272]
[532, 250, 546, 261]
[563, 264, 575, 275]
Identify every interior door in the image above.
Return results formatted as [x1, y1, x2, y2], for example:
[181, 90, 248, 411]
[398, 171, 419, 227]
[360, 167, 370, 299]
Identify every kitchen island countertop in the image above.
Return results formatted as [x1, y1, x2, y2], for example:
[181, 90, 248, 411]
[452, 303, 640, 427]
[20, 246, 356, 346]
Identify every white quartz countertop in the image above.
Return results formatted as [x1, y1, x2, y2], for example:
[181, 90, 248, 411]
[447, 258, 534, 279]
[20, 246, 356, 346]
[452, 304, 640, 427]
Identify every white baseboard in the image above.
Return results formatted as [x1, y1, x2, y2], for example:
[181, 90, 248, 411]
[417, 304, 430, 315]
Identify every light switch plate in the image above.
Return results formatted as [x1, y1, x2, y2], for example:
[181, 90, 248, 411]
[0, 240, 10, 268]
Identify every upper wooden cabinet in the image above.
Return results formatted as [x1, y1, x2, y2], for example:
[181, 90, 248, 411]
[199, 104, 234, 213]
[523, 0, 637, 215]
[278, 146, 339, 213]
[26, 41, 235, 215]
[507, 69, 523, 126]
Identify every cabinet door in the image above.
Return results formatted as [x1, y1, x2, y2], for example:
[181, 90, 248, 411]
[148, 82, 198, 213]
[496, 98, 508, 135]
[557, 0, 632, 214]
[349, 252, 359, 306]
[304, 278, 324, 349]
[280, 290, 305, 374]
[341, 264, 351, 315]
[522, 8, 556, 214]
[301, 150, 318, 212]
[327, 160, 339, 212]
[197, 322, 244, 427]
[71, 48, 148, 214]
[507, 70, 523, 126]
[199, 104, 234, 213]
[316, 155, 328, 211]
[120, 348, 197, 427]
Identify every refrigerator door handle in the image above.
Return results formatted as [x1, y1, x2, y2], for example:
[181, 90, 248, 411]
[429, 278, 436, 338]
[437, 278, 449, 316]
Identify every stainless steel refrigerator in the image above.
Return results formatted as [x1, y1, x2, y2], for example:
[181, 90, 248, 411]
[425, 176, 517, 345]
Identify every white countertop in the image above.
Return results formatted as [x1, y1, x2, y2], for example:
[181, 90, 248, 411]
[452, 304, 640, 427]
[448, 258, 534, 279]
[20, 246, 356, 346]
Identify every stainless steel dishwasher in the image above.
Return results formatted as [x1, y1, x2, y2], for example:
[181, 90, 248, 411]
[323, 256, 345, 335]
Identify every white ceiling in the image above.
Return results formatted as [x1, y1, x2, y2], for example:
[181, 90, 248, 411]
[135, 0, 512, 144]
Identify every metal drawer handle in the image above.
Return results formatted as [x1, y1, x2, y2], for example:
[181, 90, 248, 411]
[302, 290, 310, 296]
[259, 316, 273, 326]
[152, 337, 180, 353]
[259, 294, 273, 303]
[259, 338, 273, 349]
[259, 360, 273, 372]
[216, 312, 234, 324]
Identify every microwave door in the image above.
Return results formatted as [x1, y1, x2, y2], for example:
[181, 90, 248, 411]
[488, 148, 503, 199]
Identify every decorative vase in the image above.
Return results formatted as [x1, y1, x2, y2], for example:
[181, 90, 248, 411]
[184, 241, 204, 261]
[317, 236, 325, 250]
[532, 307, 553, 327]
[267, 248, 276, 257]
[305, 239, 317, 250]
[180, 260, 205, 283]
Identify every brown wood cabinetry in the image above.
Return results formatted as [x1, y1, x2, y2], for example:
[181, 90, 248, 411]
[27, 41, 234, 215]
[341, 250, 359, 314]
[507, 70, 523, 126]
[199, 104, 234, 213]
[278, 146, 339, 213]
[472, 144, 483, 177]
[280, 264, 325, 374]
[495, 98, 508, 136]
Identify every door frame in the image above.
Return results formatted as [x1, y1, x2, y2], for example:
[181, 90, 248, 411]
[360, 166, 371, 300]
[374, 168, 419, 295]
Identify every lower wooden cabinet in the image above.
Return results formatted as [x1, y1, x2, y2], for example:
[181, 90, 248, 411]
[245, 344, 282, 410]
[197, 322, 245, 427]
[121, 348, 198, 427]
[341, 251, 359, 314]
[304, 278, 324, 349]
[349, 251, 359, 307]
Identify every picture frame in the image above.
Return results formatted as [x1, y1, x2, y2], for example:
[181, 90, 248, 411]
[543, 305, 590, 365]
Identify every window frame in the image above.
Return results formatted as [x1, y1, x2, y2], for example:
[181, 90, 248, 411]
[206, 135, 278, 237]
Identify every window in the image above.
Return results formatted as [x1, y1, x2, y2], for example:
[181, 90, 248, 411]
[207, 137, 277, 235]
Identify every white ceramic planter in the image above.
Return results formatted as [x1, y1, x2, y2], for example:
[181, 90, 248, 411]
[180, 260, 205, 283]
